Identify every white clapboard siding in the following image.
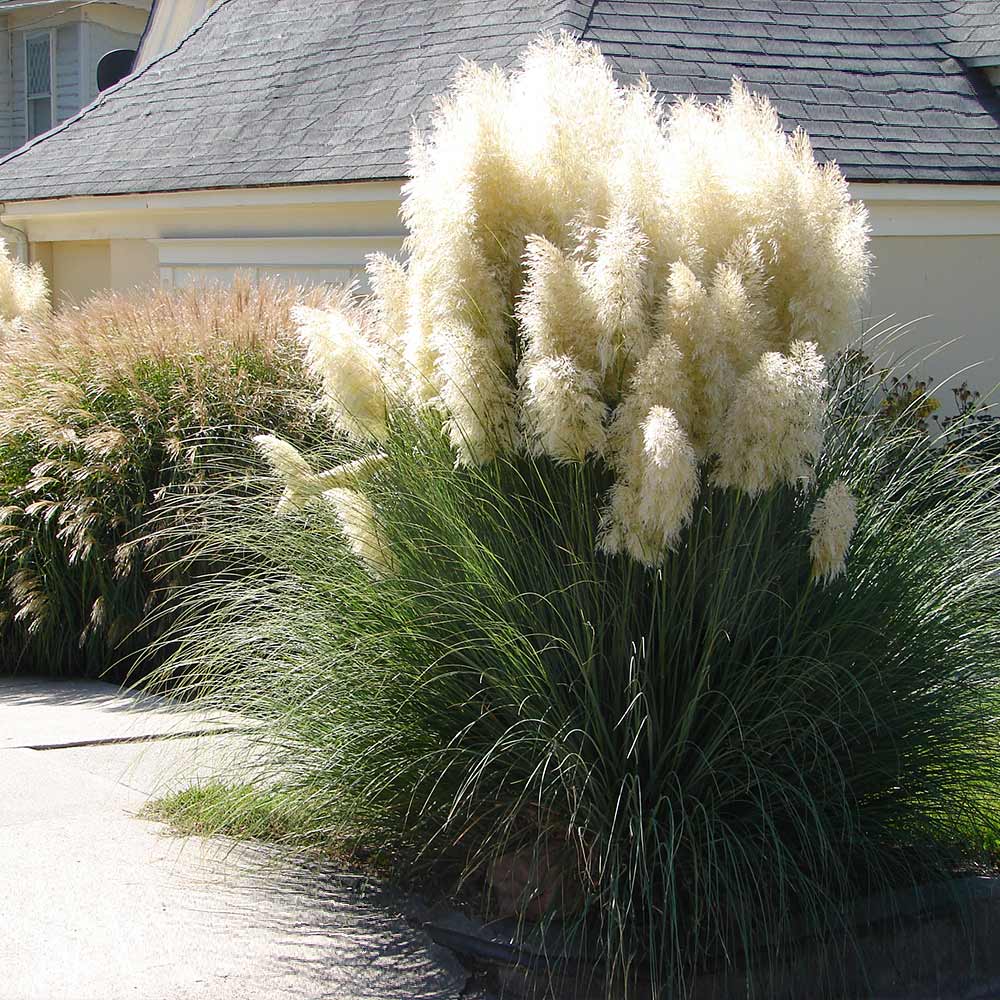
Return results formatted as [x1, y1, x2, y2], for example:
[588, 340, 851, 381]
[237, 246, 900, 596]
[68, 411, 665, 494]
[11, 25, 78, 149]
[0, 19, 13, 154]
[11, 27, 27, 149]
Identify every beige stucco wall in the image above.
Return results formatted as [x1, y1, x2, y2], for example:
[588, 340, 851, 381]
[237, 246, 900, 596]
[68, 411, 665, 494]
[19, 182, 407, 300]
[109, 238, 159, 291]
[865, 234, 1000, 395]
[46, 240, 111, 309]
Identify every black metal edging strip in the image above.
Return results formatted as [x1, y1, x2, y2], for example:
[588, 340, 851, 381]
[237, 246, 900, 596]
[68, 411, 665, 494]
[425, 922, 593, 975]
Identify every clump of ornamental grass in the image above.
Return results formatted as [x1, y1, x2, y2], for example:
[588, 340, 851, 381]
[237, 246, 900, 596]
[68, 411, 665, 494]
[149, 358, 1000, 995]
[272, 34, 869, 569]
[0, 277, 334, 680]
[144, 35, 1000, 996]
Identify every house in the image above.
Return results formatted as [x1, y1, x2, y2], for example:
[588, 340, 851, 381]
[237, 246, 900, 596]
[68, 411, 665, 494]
[0, 0, 150, 156]
[0, 1, 998, 388]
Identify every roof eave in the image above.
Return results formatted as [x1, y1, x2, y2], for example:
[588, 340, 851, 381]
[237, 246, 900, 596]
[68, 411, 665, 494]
[3, 177, 1000, 218]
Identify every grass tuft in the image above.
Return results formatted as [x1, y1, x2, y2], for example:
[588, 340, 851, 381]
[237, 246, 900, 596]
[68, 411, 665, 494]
[144, 782, 328, 846]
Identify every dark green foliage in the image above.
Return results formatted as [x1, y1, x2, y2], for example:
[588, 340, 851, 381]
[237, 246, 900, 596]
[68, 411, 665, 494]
[939, 381, 1000, 463]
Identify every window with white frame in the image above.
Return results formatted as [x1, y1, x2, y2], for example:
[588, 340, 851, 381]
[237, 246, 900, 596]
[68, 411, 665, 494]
[25, 32, 54, 139]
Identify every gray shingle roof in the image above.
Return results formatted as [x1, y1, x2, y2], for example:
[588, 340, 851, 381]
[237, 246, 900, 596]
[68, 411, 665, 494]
[0, 0, 998, 201]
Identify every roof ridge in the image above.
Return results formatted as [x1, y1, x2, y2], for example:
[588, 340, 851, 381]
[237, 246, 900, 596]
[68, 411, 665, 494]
[0, 0, 238, 173]
[939, 0, 1000, 67]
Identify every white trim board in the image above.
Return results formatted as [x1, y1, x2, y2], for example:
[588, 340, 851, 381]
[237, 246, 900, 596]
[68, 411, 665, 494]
[852, 184, 1000, 204]
[5, 180, 1000, 244]
[4, 181, 1000, 221]
[866, 202, 1000, 238]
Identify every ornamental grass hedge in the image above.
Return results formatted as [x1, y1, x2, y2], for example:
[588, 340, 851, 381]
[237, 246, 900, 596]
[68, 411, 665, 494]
[0, 278, 333, 680]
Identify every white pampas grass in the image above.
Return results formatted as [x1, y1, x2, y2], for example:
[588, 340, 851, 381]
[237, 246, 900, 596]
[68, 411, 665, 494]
[600, 405, 699, 565]
[609, 333, 692, 473]
[272, 34, 872, 566]
[366, 253, 408, 343]
[254, 434, 386, 513]
[512, 34, 621, 238]
[294, 304, 389, 443]
[521, 354, 607, 462]
[253, 433, 317, 513]
[586, 211, 651, 381]
[0, 243, 49, 339]
[433, 321, 518, 464]
[254, 433, 396, 577]
[517, 236, 599, 369]
[366, 252, 409, 392]
[325, 487, 397, 578]
[253, 434, 312, 483]
[403, 261, 442, 406]
[809, 479, 858, 583]
[711, 340, 827, 496]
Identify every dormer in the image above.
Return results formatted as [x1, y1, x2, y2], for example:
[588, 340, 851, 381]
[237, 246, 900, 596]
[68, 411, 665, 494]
[134, 0, 221, 73]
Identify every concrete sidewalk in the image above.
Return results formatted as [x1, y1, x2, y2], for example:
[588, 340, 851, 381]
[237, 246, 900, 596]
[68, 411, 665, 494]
[0, 678, 471, 1000]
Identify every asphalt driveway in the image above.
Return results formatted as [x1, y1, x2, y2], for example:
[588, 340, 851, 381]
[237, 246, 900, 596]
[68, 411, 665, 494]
[0, 677, 470, 1000]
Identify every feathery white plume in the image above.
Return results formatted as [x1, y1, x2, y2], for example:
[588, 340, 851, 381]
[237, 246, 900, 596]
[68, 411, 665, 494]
[325, 488, 397, 578]
[711, 340, 827, 496]
[294, 304, 389, 443]
[366, 253, 409, 392]
[586, 211, 651, 381]
[0, 242, 49, 339]
[253, 434, 312, 482]
[433, 321, 518, 465]
[517, 236, 599, 370]
[600, 406, 699, 565]
[254, 434, 386, 513]
[297, 36, 873, 564]
[521, 354, 607, 462]
[809, 479, 857, 584]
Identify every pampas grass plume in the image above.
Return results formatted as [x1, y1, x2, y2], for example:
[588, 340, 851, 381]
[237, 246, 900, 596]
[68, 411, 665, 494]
[809, 479, 858, 583]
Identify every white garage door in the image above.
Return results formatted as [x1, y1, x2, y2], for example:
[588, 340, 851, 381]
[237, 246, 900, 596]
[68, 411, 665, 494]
[156, 236, 405, 291]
